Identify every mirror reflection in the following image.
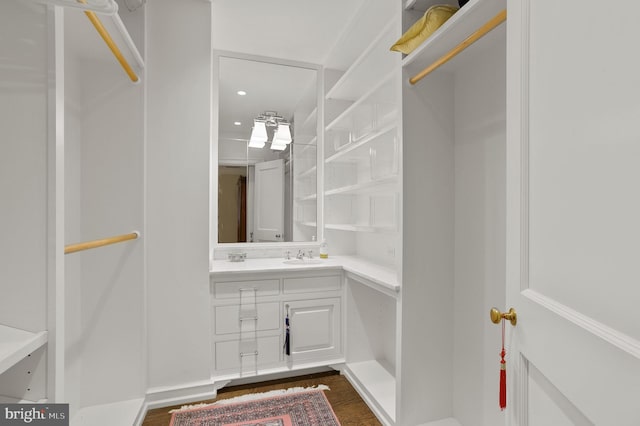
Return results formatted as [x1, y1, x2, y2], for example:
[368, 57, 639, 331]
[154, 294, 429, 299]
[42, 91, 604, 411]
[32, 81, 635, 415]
[217, 56, 318, 243]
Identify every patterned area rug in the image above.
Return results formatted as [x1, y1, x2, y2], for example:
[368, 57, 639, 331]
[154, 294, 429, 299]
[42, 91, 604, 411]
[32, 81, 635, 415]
[170, 389, 341, 426]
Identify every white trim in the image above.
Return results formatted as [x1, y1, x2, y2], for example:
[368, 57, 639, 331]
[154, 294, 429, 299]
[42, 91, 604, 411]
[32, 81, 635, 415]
[519, 0, 531, 293]
[144, 379, 223, 410]
[523, 289, 640, 360]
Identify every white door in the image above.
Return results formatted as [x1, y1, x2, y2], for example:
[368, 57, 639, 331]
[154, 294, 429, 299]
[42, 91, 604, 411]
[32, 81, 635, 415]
[506, 1, 640, 424]
[254, 158, 284, 242]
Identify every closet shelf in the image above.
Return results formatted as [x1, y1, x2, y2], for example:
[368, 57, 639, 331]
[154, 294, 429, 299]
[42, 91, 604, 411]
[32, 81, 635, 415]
[300, 108, 318, 129]
[0, 325, 48, 376]
[402, 0, 506, 77]
[325, 19, 399, 101]
[344, 360, 396, 423]
[295, 194, 317, 202]
[296, 165, 317, 179]
[295, 221, 317, 228]
[325, 176, 398, 196]
[325, 224, 397, 233]
[325, 71, 396, 132]
[325, 124, 397, 164]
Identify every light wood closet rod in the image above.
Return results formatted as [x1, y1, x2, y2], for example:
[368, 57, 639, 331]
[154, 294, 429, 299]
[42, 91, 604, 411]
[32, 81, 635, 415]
[409, 9, 506, 85]
[79, 0, 139, 83]
[65, 232, 140, 254]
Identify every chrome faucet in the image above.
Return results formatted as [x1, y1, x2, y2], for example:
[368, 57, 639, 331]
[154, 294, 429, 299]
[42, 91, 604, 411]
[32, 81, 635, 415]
[307, 250, 314, 259]
[296, 250, 305, 260]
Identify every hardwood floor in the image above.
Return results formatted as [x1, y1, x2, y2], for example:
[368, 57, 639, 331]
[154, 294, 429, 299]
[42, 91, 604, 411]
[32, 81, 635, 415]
[142, 371, 382, 425]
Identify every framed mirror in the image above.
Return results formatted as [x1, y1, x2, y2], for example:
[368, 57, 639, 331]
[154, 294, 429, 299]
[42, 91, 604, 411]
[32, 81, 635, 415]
[214, 53, 319, 244]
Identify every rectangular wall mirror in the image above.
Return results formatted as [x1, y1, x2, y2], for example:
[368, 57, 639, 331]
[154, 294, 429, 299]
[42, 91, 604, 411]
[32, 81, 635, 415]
[216, 54, 319, 244]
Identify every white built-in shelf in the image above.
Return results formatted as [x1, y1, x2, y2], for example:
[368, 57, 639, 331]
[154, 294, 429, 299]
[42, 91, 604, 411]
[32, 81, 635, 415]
[0, 325, 48, 376]
[301, 108, 318, 130]
[325, 124, 397, 164]
[325, 176, 397, 196]
[295, 194, 317, 202]
[296, 165, 317, 179]
[326, 71, 396, 132]
[295, 221, 317, 228]
[0, 396, 46, 404]
[325, 224, 397, 233]
[75, 398, 145, 426]
[325, 19, 398, 101]
[402, 0, 506, 76]
[344, 360, 396, 424]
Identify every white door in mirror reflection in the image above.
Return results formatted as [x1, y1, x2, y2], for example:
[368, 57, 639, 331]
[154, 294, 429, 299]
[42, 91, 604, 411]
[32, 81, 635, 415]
[254, 158, 284, 242]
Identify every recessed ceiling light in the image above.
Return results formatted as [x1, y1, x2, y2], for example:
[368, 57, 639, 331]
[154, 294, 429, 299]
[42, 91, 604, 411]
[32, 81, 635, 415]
[237, 90, 247, 96]
[234, 121, 242, 126]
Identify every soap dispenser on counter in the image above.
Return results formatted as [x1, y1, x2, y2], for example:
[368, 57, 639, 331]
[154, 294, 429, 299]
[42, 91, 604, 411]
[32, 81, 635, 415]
[319, 238, 328, 259]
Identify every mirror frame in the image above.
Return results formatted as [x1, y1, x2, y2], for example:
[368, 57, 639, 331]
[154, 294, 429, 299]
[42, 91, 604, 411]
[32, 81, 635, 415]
[211, 50, 323, 255]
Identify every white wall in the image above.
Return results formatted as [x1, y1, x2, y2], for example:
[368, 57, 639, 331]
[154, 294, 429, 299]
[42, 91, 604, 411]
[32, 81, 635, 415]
[77, 57, 145, 408]
[400, 71, 455, 424]
[64, 51, 83, 418]
[452, 38, 506, 426]
[0, 0, 49, 334]
[146, 0, 213, 390]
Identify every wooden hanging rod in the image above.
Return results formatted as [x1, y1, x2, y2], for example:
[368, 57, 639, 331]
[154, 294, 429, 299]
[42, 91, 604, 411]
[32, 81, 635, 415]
[409, 9, 507, 85]
[65, 231, 140, 255]
[79, 0, 139, 83]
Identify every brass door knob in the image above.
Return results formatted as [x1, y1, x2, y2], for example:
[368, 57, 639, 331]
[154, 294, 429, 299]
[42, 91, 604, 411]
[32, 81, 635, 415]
[490, 307, 517, 326]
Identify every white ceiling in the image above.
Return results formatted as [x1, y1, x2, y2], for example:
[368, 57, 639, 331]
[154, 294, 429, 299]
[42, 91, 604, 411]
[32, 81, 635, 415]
[211, 0, 365, 65]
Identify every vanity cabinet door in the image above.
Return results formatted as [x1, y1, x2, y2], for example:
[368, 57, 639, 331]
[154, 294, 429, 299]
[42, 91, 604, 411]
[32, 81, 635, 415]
[285, 298, 341, 362]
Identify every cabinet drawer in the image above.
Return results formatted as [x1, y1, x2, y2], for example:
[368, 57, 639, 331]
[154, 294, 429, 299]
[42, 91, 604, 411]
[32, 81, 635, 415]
[214, 279, 280, 299]
[214, 302, 280, 335]
[283, 275, 341, 294]
[214, 335, 281, 371]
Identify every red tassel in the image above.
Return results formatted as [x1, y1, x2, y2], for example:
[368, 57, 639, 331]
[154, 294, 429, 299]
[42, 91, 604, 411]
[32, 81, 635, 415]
[499, 320, 507, 410]
[499, 350, 506, 410]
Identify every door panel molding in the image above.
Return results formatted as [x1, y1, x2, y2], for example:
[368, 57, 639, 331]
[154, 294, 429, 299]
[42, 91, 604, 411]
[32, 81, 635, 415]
[523, 289, 640, 359]
[519, 0, 531, 294]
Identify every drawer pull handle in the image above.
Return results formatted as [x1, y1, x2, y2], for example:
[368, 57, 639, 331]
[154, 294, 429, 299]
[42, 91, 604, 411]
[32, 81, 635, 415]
[239, 351, 258, 358]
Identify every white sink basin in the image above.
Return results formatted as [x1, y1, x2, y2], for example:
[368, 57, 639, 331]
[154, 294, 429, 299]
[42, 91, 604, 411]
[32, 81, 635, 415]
[283, 259, 323, 265]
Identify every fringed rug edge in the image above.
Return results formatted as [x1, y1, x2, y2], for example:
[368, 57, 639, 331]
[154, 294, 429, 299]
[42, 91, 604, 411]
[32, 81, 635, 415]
[168, 384, 331, 413]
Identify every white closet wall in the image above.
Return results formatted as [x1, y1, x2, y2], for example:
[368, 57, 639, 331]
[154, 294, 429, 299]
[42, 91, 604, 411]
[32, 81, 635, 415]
[452, 31, 505, 425]
[63, 6, 146, 421]
[0, 0, 51, 404]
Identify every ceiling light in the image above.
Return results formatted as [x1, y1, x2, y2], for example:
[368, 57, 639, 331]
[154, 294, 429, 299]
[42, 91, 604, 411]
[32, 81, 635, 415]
[234, 121, 242, 126]
[237, 90, 247, 96]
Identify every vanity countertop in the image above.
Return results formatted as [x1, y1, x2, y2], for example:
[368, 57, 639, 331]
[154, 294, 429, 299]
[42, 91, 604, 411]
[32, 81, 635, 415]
[210, 256, 400, 294]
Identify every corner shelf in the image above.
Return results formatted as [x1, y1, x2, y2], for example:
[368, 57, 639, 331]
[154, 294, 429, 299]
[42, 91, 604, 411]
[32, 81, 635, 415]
[402, 0, 505, 76]
[325, 124, 397, 164]
[325, 224, 397, 233]
[325, 176, 397, 196]
[295, 194, 317, 202]
[296, 165, 317, 179]
[295, 221, 317, 228]
[325, 19, 398, 101]
[0, 325, 48, 376]
[344, 360, 396, 424]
